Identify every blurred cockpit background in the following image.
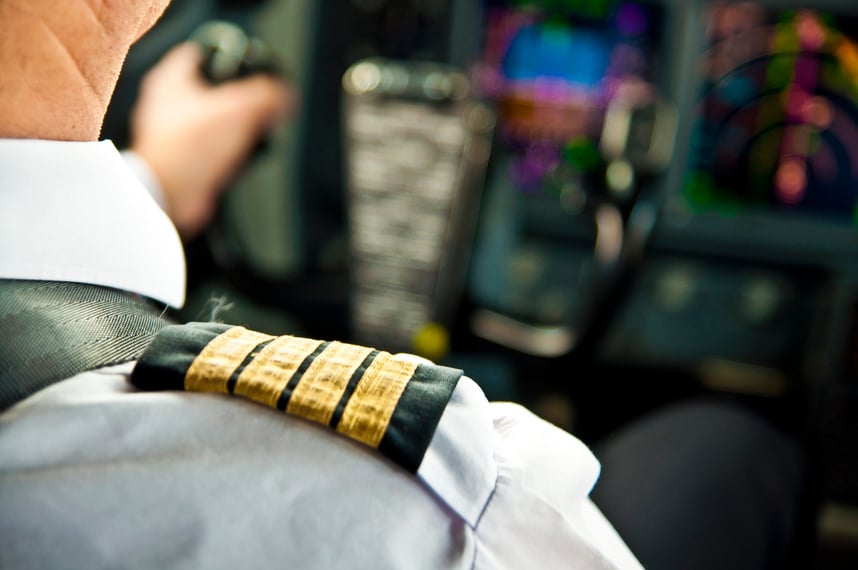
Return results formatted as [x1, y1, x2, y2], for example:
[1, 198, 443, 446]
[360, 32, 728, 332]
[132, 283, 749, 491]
[104, 1, 858, 566]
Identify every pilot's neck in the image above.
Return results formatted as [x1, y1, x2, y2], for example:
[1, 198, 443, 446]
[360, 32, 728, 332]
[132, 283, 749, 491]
[0, 0, 134, 141]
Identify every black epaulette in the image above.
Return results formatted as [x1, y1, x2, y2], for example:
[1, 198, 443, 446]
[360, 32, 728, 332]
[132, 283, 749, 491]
[131, 322, 463, 473]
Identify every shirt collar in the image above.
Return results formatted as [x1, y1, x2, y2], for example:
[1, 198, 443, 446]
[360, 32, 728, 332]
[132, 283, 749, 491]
[0, 139, 186, 308]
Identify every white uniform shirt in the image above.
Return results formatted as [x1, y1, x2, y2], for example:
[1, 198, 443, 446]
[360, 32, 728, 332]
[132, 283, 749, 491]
[0, 139, 642, 569]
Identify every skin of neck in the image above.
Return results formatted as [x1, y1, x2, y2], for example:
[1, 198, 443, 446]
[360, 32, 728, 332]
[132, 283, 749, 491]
[0, 0, 168, 141]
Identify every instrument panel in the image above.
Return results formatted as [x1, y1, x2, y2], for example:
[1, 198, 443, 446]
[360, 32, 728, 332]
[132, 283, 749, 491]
[688, 4, 858, 225]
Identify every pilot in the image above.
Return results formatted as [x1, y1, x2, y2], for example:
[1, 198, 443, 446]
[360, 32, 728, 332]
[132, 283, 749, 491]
[0, 1, 642, 568]
[0, 1, 804, 569]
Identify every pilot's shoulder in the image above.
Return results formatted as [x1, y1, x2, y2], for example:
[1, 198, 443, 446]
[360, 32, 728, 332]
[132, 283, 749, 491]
[131, 322, 464, 473]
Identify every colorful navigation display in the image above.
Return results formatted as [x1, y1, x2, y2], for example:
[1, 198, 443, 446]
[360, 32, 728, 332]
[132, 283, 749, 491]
[686, 3, 858, 224]
[475, 0, 663, 194]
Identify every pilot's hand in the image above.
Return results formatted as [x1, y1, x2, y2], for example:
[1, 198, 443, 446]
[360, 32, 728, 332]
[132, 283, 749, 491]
[129, 42, 296, 239]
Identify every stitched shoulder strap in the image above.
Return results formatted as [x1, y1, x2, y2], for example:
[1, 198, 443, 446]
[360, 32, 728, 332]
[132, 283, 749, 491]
[0, 280, 167, 411]
[131, 322, 463, 473]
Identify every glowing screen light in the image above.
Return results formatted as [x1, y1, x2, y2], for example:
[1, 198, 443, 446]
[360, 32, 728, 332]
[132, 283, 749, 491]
[685, 3, 858, 225]
[474, 1, 662, 194]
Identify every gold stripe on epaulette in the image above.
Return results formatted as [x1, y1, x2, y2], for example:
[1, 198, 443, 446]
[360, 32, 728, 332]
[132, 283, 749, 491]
[287, 342, 375, 426]
[337, 353, 418, 448]
[234, 335, 325, 407]
[185, 326, 274, 393]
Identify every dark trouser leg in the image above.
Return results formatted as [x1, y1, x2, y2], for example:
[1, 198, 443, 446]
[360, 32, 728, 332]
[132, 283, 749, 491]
[590, 400, 806, 570]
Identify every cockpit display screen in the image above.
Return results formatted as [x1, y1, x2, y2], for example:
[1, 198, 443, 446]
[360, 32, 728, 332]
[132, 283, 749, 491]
[686, 3, 858, 225]
[473, 0, 664, 195]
